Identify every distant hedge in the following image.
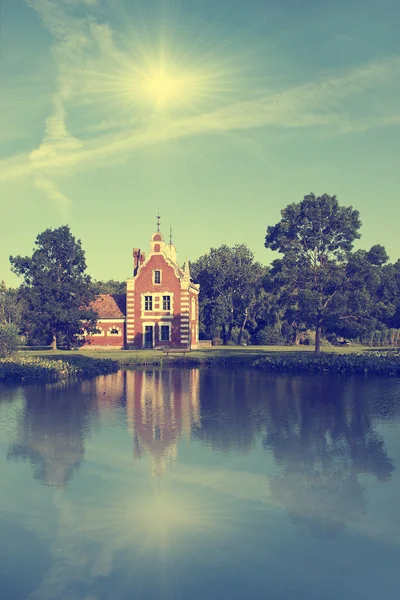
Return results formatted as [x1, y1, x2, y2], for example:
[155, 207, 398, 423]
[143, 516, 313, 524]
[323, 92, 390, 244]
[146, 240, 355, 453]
[252, 351, 400, 376]
[0, 355, 119, 384]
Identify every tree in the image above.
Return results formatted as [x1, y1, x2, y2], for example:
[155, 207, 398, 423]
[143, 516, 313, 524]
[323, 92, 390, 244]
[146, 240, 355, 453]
[379, 259, 400, 328]
[191, 245, 266, 344]
[0, 281, 24, 329]
[265, 193, 362, 352]
[10, 226, 97, 350]
[326, 245, 393, 341]
[92, 280, 126, 295]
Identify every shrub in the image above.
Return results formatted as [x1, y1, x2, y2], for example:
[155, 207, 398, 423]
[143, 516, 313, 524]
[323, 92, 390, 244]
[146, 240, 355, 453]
[252, 351, 400, 376]
[0, 323, 20, 358]
[212, 337, 223, 346]
[253, 326, 285, 346]
[0, 355, 119, 383]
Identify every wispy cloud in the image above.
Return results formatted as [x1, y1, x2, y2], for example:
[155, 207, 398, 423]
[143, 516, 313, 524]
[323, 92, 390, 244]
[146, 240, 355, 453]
[1, 0, 399, 213]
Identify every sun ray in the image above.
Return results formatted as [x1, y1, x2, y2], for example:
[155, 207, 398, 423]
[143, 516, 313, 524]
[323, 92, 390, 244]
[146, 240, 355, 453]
[62, 0, 274, 125]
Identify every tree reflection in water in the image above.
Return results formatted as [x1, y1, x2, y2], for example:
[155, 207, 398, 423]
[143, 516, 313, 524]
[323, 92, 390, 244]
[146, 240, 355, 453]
[4, 369, 396, 540]
[7, 381, 97, 489]
[263, 376, 395, 537]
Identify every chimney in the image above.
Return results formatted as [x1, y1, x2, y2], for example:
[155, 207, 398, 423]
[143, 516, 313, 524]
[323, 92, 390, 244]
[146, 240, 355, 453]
[133, 248, 143, 276]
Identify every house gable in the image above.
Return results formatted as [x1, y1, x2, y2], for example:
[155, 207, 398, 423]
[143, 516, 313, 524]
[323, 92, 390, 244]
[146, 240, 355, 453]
[84, 229, 199, 350]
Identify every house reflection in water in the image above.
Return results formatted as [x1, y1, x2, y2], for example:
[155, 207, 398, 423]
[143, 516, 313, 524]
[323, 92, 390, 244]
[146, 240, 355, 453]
[89, 368, 201, 476]
[126, 369, 200, 476]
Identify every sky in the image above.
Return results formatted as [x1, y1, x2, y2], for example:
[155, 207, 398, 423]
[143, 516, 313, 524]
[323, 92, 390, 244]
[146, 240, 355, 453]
[1, 0, 399, 286]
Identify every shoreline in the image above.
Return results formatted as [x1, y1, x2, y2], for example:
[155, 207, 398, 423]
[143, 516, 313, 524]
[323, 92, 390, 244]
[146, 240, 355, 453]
[1, 347, 400, 383]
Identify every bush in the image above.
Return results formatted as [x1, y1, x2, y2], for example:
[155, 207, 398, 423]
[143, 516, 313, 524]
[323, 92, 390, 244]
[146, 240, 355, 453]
[212, 337, 223, 346]
[252, 351, 400, 376]
[0, 323, 20, 358]
[253, 326, 285, 346]
[0, 355, 119, 383]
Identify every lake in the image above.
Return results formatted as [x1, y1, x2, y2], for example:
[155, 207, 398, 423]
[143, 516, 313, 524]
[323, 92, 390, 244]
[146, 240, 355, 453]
[1, 368, 400, 600]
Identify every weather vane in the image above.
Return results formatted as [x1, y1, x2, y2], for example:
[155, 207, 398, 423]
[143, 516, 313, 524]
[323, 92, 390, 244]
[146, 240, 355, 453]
[156, 212, 161, 233]
[169, 225, 173, 245]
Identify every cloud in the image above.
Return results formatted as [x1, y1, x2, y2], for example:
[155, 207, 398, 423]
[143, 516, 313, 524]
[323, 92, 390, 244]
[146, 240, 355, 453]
[1, 1, 399, 211]
[33, 178, 72, 219]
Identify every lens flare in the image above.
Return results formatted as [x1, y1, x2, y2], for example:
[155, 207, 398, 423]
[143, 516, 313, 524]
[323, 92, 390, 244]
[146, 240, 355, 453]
[139, 67, 189, 108]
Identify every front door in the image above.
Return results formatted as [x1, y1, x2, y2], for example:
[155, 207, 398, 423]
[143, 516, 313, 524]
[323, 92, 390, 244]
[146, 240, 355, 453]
[144, 326, 153, 348]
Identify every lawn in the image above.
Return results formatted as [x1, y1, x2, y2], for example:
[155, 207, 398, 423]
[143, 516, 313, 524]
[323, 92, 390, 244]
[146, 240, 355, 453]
[20, 344, 388, 367]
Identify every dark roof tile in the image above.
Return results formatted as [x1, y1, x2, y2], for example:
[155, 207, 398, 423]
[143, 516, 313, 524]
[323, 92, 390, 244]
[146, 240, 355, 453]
[91, 294, 126, 318]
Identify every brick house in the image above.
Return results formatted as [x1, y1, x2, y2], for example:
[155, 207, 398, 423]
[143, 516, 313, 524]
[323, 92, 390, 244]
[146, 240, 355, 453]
[84, 230, 200, 349]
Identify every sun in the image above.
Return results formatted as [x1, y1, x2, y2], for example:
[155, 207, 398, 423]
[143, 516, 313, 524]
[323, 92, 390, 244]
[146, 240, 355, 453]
[140, 67, 187, 108]
[77, 6, 260, 119]
[130, 59, 214, 112]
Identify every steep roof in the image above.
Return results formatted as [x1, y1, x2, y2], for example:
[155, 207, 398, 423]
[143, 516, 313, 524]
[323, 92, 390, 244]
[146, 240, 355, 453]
[91, 294, 126, 318]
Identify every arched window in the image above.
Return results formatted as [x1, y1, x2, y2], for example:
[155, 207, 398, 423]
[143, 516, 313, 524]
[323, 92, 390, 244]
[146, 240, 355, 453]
[92, 327, 104, 336]
[107, 326, 121, 336]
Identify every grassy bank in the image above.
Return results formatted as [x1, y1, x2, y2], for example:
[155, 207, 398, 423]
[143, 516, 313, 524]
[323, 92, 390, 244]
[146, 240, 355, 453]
[16, 345, 400, 376]
[20, 345, 362, 367]
[0, 355, 119, 384]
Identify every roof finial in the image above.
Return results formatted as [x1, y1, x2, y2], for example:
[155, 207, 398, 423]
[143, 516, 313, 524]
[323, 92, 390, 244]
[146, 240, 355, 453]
[169, 225, 173, 245]
[156, 212, 161, 233]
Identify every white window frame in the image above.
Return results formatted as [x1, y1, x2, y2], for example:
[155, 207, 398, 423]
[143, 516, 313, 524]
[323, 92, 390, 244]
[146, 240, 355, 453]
[107, 326, 121, 336]
[91, 327, 105, 337]
[153, 269, 162, 285]
[140, 293, 174, 317]
[144, 295, 153, 311]
[159, 322, 171, 342]
[162, 295, 171, 311]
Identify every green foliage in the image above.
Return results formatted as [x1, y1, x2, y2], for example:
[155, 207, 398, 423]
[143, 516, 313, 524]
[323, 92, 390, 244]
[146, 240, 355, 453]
[10, 226, 98, 349]
[92, 280, 126, 295]
[252, 351, 400, 375]
[266, 193, 361, 257]
[253, 326, 285, 346]
[229, 326, 250, 345]
[0, 355, 119, 383]
[0, 323, 20, 358]
[191, 244, 266, 344]
[0, 281, 25, 329]
[264, 194, 395, 352]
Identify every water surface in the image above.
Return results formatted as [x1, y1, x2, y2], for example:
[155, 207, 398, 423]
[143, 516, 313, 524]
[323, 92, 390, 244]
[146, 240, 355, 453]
[1, 368, 400, 600]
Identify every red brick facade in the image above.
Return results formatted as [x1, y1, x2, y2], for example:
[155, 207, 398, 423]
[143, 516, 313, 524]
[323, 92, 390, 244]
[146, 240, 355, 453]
[84, 231, 200, 349]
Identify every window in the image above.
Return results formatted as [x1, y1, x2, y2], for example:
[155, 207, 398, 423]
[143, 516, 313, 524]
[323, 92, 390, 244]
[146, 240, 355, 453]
[109, 327, 120, 335]
[160, 325, 170, 341]
[162, 295, 171, 310]
[145, 296, 153, 310]
[154, 270, 161, 284]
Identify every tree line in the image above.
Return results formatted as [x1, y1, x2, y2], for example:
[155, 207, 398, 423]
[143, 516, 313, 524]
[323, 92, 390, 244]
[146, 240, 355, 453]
[192, 194, 400, 351]
[1, 194, 400, 353]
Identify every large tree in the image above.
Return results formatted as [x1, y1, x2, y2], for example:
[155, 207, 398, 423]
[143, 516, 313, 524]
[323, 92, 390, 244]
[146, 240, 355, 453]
[191, 244, 266, 344]
[265, 193, 362, 352]
[10, 226, 97, 350]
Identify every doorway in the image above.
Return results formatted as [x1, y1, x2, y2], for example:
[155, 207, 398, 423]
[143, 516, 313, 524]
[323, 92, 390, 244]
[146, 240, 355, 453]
[144, 326, 153, 348]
